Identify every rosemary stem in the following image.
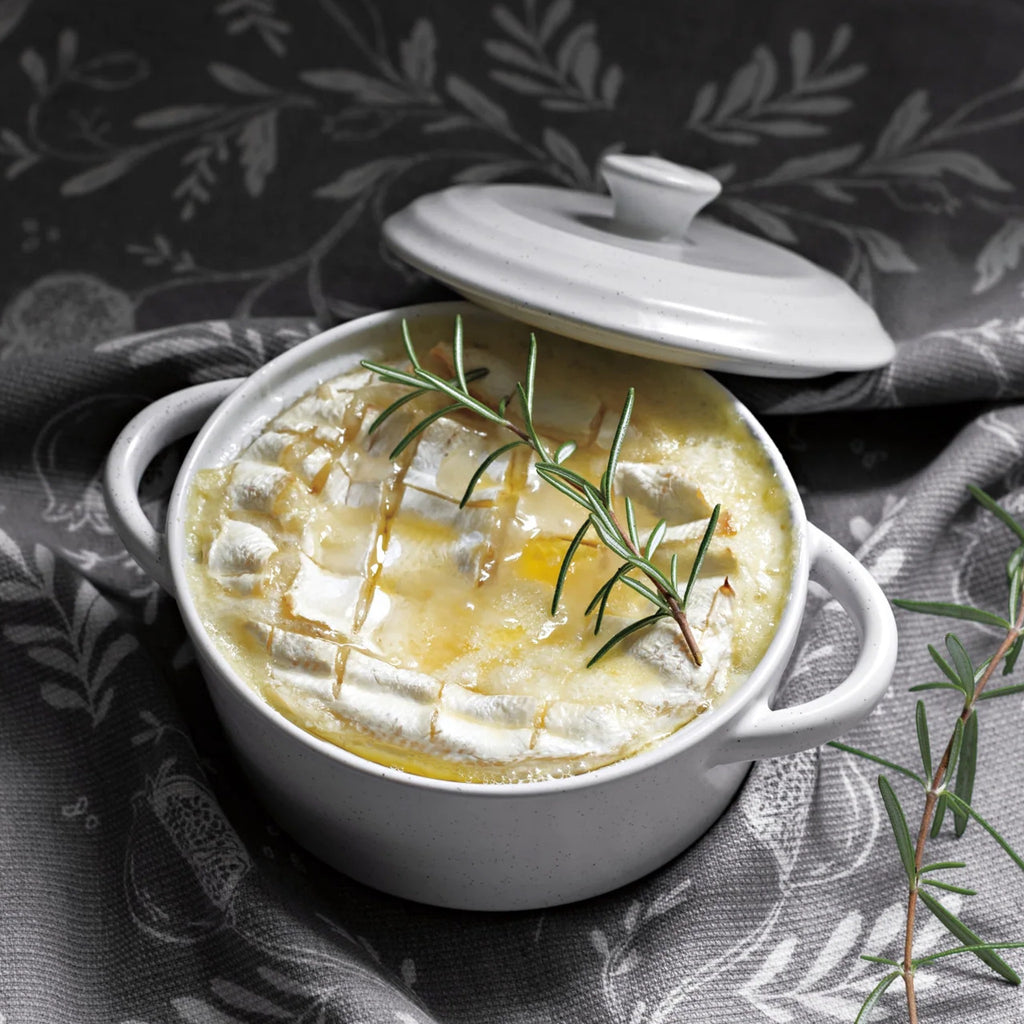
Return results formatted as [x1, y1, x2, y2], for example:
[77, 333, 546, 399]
[901, 590, 1024, 1022]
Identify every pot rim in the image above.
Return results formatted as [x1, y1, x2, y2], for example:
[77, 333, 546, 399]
[166, 300, 810, 798]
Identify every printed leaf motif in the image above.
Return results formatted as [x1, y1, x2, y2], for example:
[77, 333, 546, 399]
[93, 688, 114, 724]
[170, 996, 249, 1024]
[399, 18, 436, 89]
[973, 218, 1024, 293]
[801, 912, 861, 989]
[873, 89, 930, 159]
[0, 526, 30, 575]
[134, 106, 221, 129]
[40, 682, 87, 711]
[0, 580, 39, 602]
[4, 624, 64, 644]
[92, 634, 138, 688]
[744, 935, 798, 992]
[724, 199, 797, 243]
[238, 111, 278, 197]
[857, 228, 918, 273]
[760, 144, 863, 185]
[301, 68, 408, 104]
[543, 127, 589, 183]
[209, 980, 291, 1020]
[20, 47, 47, 92]
[315, 158, 400, 199]
[29, 646, 80, 678]
[880, 150, 1011, 190]
[208, 61, 276, 96]
[0, 0, 32, 45]
[61, 155, 138, 196]
[446, 75, 510, 131]
[70, 52, 148, 90]
[452, 159, 532, 183]
[256, 966, 308, 996]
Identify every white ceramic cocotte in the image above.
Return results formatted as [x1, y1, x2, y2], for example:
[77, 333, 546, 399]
[105, 300, 896, 912]
[105, 155, 899, 909]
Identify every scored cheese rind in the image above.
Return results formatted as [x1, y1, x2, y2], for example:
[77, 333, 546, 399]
[616, 462, 711, 524]
[333, 650, 440, 744]
[265, 625, 339, 701]
[404, 416, 511, 503]
[533, 701, 648, 759]
[186, 340, 789, 783]
[434, 682, 537, 760]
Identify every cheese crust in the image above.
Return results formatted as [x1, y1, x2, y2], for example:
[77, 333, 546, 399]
[185, 325, 793, 782]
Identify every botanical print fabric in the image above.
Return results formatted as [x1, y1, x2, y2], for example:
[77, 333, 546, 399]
[2, 1, 1024, 1022]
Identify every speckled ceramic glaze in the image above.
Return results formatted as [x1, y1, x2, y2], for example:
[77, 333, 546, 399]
[104, 302, 897, 910]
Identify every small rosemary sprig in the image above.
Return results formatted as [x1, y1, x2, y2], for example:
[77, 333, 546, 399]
[360, 316, 721, 667]
[833, 485, 1024, 1023]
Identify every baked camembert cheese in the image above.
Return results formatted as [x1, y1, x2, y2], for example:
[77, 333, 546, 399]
[185, 322, 793, 782]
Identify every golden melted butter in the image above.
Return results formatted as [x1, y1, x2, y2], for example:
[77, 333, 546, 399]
[184, 323, 794, 782]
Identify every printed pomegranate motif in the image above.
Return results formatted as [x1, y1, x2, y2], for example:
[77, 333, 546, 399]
[0, 271, 134, 357]
[125, 759, 251, 944]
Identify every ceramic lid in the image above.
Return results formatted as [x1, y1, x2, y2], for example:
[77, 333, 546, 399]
[382, 153, 895, 379]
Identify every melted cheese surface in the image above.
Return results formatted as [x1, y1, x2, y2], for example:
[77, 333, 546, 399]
[185, 324, 794, 782]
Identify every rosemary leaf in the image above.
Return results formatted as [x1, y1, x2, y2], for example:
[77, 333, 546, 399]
[921, 879, 977, 896]
[920, 861, 967, 873]
[859, 955, 901, 966]
[945, 635, 977, 698]
[683, 505, 722, 610]
[827, 742, 924, 785]
[366, 386, 430, 435]
[947, 717, 966, 781]
[928, 644, 964, 688]
[917, 889, 1021, 983]
[953, 710, 978, 837]
[515, 382, 546, 454]
[524, 334, 537, 414]
[878, 776, 917, 884]
[931, 792, 948, 838]
[669, 552, 679, 590]
[854, 971, 901, 1023]
[1008, 549, 1023, 624]
[908, 681, 962, 693]
[459, 441, 524, 508]
[417, 367, 507, 424]
[601, 388, 634, 504]
[913, 942, 1024, 968]
[916, 700, 932, 780]
[645, 519, 668, 559]
[361, 360, 434, 392]
[452, 314, 468, 394]
[554, 440, 577, 464]
[968, 483, 1024, 543]
[586, 611, 666, 667]
[1003, 636, 1024, 675]
[944, 791, 1024, 873]
[552, 520, 591, 615]
[401, 319, 422, 370]
[979, 681, 1024, 700]
[624, 496, 639, 548]
[893, 599, 1011, 631]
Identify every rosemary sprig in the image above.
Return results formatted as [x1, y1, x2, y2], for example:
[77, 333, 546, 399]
[360, 316, 721, 666]
[834, 485, 1024, 1023]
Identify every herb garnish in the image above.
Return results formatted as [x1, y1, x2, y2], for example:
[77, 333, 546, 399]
[361, 316, 721, 667]
[834, 485, 1024, 1023]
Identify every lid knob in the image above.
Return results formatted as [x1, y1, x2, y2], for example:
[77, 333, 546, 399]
[600, 153, 722, 243]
